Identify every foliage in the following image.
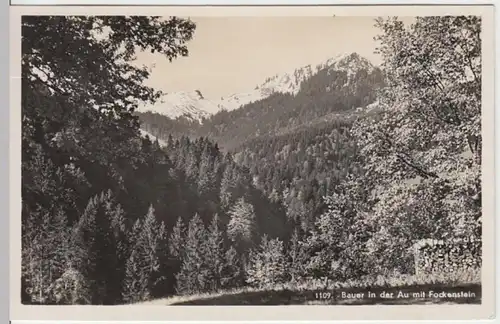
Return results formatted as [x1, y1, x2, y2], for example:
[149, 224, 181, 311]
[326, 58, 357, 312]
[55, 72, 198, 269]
[205, 214, 225, 292]
[350, 16, 482, 272]
[122, 205, 167, 303]
[22, 15, 482, 304]
[21, 207, 70, 304]
[413, 238, 481, 276]
[227, 197, 257, 247]
[246, 236, 287, 288]
[175, 214, 209, 295]
[21, 15, 195, 304]
[50, 268, 92, 305]
[220, 246, 244, 289]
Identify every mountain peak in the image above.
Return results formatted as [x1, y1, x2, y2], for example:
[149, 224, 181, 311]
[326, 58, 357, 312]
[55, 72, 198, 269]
[138, 91, 219, 122]
[217, 52, 375, 112]
[138, 53, 376, 121]
[321, 52, 374, 72]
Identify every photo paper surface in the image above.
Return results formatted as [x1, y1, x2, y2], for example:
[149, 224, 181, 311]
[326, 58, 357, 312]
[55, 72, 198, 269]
[10, 4, 495, 321]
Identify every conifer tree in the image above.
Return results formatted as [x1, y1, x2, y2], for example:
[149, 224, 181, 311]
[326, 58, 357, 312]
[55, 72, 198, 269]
[167, 134, 175, 148]
[128, 218, 143, 251]
[205, 214, 224, 292]
[122, 248, 146, 304]
[176, 213, 209, 295]
[168, 217, 186, 259]
[51, 266, 91, 305]
[22, 208, 71, 304]
[287, 228, 308, 282]
[151, 220, 169, 298]
[165, 216, 186, 295]
[219, 166, 234, 210]
[198, 147, 216, 196]
[227, 197, 257, 248]
[69, 196, 99, 302]
[246, 235, 287, 288]
[68, 191, 124, 304]
[102, 190, 129, 303]
[123, 205, 166, 303]
[220, 246, 243, 290]
[94, 191, 125, 304]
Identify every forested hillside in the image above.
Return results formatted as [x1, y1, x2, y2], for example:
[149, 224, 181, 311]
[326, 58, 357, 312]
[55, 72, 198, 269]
[233, 119, 359, 232]
[138, 111, 202, 139]
[138, 15, 482, 290]
[22, 15, 482, 305]
[21, 15, 290, 305]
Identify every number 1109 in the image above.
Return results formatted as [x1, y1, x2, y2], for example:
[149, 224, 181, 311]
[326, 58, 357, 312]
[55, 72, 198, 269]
[315, 292, 332, 299]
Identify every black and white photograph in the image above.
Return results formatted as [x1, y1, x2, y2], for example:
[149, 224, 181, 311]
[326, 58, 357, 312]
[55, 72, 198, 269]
[13, 5, 494, 317]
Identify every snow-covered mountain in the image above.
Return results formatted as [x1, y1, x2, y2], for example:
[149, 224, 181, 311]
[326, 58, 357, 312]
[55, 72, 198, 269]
[137, 90, 220, 122]
[320, 52, 375, 79]
[217, 52, 375, 111]
[217, 65, 314, 112]
[139, 52, 376, 121]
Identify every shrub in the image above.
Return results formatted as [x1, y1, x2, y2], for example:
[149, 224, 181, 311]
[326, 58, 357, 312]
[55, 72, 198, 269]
[412, 237, 481, 276]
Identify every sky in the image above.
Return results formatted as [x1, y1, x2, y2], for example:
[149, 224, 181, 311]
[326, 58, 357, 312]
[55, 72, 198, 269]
[135, 16, 391, 100]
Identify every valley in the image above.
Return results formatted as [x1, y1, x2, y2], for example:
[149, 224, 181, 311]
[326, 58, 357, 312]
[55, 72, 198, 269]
[21, 15, 483, 307]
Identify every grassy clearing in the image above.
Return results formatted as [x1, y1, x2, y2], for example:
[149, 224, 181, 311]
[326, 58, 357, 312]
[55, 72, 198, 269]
[133, 269, 481, 305]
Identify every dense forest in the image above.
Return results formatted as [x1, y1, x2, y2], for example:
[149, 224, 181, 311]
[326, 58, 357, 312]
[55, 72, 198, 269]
[22, 15, 482, 305]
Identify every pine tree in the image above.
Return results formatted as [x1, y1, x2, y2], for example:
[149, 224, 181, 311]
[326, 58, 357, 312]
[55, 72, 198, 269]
[103, 191, 129, 303]
[227, 197, 257, 248]
[167, 134, 174, 148]
[219, 166, 235, 210]
[94, 191, 124, 304]
[122, 248, 147, 304]
[46, 209, 72, 301]
[205, 214, 224, 292]
[246, 235, 287, 289]
[127, 217, 143, 253]
[51, 267, 91, 305]
[68, 196, 99, 303]
[220, 246, 243, 290]
[185, 145, 200, 179]
[169, 217, 186, 259]
[151, 221, 169, 298]
[176, 213, 209, 295]
[22, 208, 71, 304]
[123, 205, 166, 303]
[287, 228, 308, 282]
[68, 192, 124, 304]
[197, 147, 216, 197]
[165, 216, 186, 295]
